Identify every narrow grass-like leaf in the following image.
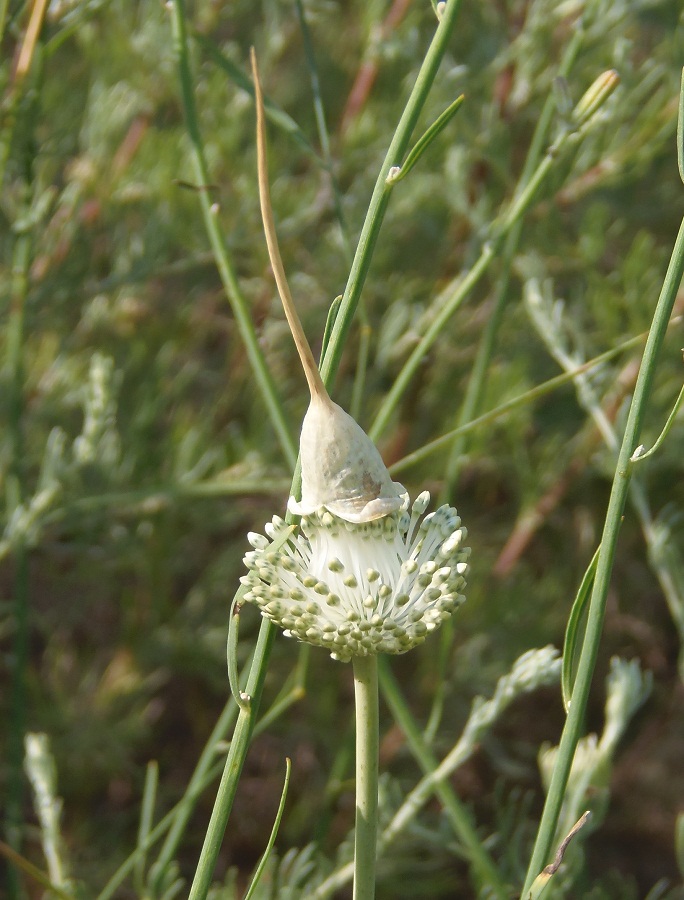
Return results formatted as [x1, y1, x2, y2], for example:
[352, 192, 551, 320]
[228, 588, 251, 713]
[562, 546, 601, 713]
[630, 381, 684, 463]
[243, 758, 292, 900]
[134, 761, 159, 894]
[386, 95, 464, 184]
[390, 331, 647, 475]
[320, 295, 343, 361]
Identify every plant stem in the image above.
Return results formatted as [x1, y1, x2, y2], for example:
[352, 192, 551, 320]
[5, 188, 33, 900]
[170, 0, 297, 470]
[521, 213, 684, 895]
[369, 116, 587, 442]
[179, 3, 465, 893]
[441, 21, 584, 498]
[352, 654, 379, 900]
[319, 0, 465, 389]
[187, 620, 276, 900]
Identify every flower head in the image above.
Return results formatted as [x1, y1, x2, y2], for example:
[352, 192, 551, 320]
[242, 491, 469, 662]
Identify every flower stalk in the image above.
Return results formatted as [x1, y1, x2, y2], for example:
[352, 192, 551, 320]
[352, 654, 379, 900]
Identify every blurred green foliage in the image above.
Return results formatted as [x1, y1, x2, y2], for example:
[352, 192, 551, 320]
[2, 0, 684, 897]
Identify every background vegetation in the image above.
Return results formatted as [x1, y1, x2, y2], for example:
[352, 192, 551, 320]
[1, 0, 684, 897]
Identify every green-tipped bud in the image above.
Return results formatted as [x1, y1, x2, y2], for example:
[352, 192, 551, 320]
[573, 70, 620, 127]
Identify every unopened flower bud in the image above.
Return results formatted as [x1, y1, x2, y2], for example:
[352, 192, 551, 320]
[573, 70, 619, 127]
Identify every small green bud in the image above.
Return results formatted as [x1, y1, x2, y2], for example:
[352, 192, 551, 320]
[573, 70, 620, 126]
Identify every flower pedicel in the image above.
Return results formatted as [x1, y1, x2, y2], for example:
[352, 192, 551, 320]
[242, 49, 470, 661]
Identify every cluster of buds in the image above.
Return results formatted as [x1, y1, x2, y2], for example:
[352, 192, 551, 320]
[243, 492, 469, 662]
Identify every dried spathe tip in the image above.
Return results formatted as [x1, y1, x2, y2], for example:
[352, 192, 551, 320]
[252, 48, 404, 524]
[288, 395, 405, 523]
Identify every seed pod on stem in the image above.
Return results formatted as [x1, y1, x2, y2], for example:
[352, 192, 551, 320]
[250, 48, 405, 523]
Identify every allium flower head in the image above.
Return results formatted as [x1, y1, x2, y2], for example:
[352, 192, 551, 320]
[242, 492, 469, 662]
[245, 51, 470, 662]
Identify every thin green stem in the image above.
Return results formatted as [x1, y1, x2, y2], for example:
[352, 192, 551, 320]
[150, 697, 239, 892]
[5, 205, 33, 900]
[243, 758, 292, 900]
[187, 620, 276, 900]
[441, 21, 585, 498]
[352, 654, 379, 900]
[134, 761, 158, 894]
[319, 0, 465, 389]
[370, 120, 589, 442]
[521, 213, 684, 895]
[170, 0, 297, 470]
[178, 7, 468, 895]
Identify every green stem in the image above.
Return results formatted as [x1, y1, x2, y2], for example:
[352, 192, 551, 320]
[181, 4, 466, 893]
[521, 213, 684, 894]
[369, 121, 585, 443]
[352, 655, 379, 900]
[187, 620, 276, 900]
[389, 331, 647, 476]
[5, 203, 33, 900]
[319, 0, 465, 389]
[149, 697, 238, 893]
[170, 0, 297, 470]
[441, 25, 585, 497]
